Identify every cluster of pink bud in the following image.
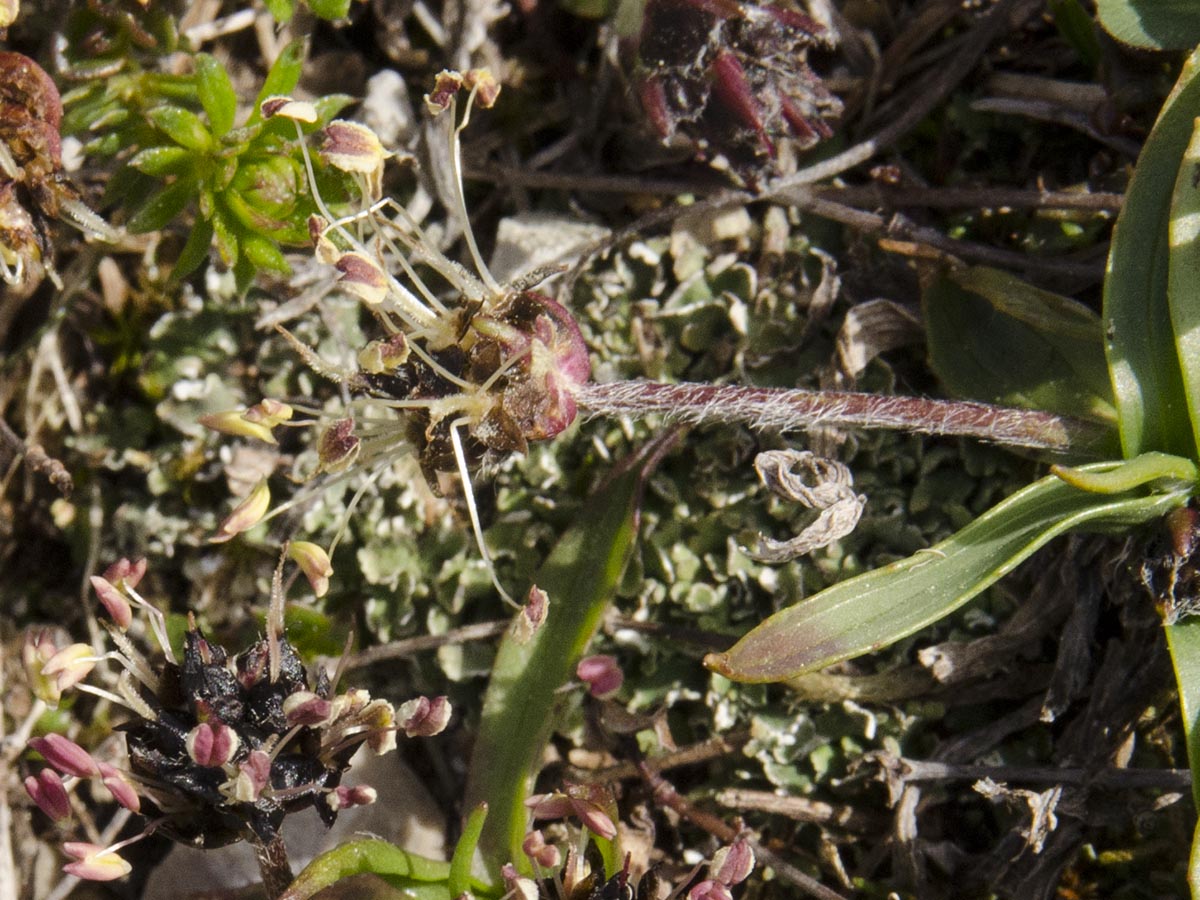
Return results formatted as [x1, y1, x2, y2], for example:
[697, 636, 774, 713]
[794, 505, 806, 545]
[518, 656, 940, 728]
[688, 839, 756, 900]
[21, 556, 452, 885]
[23, 734, 142, 878]
[525, 783, 618, 841]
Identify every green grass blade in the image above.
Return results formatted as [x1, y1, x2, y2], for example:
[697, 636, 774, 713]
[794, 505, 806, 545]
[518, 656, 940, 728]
[706, 461, 1192, 683]
[1166, 618, 1200, 896]
[280, 839, 455, 900]
[1104, 47, 1200, 460]
[1169, 115, 1200, 459]
[464, 438, 670, 875]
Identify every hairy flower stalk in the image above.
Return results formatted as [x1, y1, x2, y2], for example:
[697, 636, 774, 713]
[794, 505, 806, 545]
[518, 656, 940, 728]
[572, 381, 1112, 454]
[23, 558, 449, 897]
[213, 70, 1111, 610]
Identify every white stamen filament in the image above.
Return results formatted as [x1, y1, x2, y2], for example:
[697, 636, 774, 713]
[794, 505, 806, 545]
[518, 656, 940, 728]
[123, 585, 176, 664]
[446, 89, 503, 297]
[293, 124, 438, 329]
[450, 417, 515, 606]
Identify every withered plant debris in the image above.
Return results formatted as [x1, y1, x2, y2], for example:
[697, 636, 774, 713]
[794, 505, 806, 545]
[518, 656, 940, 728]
[630, 0, 843, 182]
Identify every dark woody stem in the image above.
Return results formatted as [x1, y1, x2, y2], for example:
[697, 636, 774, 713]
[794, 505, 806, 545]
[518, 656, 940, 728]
[574, 380, 1112, 455]
[253, 833, 294, 900]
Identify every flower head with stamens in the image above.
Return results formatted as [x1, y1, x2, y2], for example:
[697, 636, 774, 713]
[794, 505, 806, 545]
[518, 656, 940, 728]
[207, 72, 592, 604]
[22, 557, 450, 883]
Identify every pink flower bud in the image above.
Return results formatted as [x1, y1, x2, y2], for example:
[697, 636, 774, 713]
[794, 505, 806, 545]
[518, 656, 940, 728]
[89, 576, 132, 630]
[502, 864, 539, 900]
[576, 654, 623, 699]
[399, 695, 451, 737]
[283, 690, 333, 726]
[29, 734, 100, 778]
[525, 787, 618, 841]
[233, 750, 272, 802]
[97, 762, 141, 813]
[24, 770, 71, 821]
[212, 479, 271, 543]
[41, 643, 95, 693]
[329, 784, 377, 811]
[288, 542, 333, 598]
[185, 721, 239, 767]
[61, 842, 132, 882]
[521, 829, 561, 868]
[710, 839, 754, 886]
[101, 557, 147, 589]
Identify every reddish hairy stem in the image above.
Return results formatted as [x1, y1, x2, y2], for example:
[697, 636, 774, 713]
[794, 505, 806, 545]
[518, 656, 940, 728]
[574, 380, 1110, 454]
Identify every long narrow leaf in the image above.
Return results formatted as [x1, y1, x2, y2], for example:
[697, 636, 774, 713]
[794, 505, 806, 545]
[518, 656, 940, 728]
[464, 437, 672, 875]
[705, 460, 1192, 683]
[1166, 618, 1200, 895]
[1170, 117, 1200, 458]
[1104, 47, 1200, 460]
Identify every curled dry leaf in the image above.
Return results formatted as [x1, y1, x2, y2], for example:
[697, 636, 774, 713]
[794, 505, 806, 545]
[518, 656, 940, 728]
[750, 449, 866, 563]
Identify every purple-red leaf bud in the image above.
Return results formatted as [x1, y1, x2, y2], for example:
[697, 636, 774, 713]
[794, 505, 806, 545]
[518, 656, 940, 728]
[24, 770, 71, 821]
[29, 734, 100, 778]
[399, 695, 450, 738]
[97, 762, 141, 813]
[61, 842, 132, 882]
[89, 576, 133, 630]
[576, 654, 623, 699]
[212, 479, 271, 543]
[288, 541, 333, 598]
